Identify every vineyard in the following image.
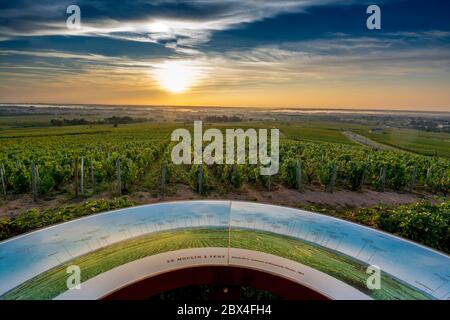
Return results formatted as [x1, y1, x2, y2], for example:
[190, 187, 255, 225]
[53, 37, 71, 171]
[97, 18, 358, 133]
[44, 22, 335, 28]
[0, 123, 448, 200]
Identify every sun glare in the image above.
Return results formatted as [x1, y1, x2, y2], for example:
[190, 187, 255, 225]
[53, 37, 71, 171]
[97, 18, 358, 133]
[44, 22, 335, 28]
[154, 60, 201, 94]
[148, 22, 171, 33]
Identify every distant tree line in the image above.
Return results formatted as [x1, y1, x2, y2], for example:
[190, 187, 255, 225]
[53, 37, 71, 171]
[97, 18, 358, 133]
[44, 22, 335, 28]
[50, 116, 151, 126]
[409, 119, 450, 133]
[203, 115, 242, 122]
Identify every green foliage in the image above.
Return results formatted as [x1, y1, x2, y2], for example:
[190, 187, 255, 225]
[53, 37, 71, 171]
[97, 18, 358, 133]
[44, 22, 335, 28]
[427, 169, 450, 197]
[279, 158, 298, 188]
[304, 200, 450, 254]
[317, 163, 335, 188]
[120, 159, 142, 191]
[189, 164, 209, 193]
[8, 164, 31, 193]
[1, 124, 448, 197]
[0, 126, 168, 196]
[376, 201, 449, 253]
[342, 160, 366, 191]
[220, 165, 244, 189]
[278, 140, 449, 194]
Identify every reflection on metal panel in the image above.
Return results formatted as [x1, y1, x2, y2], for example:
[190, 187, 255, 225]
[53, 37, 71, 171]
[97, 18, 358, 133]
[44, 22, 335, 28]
[0, 201, 448, 300]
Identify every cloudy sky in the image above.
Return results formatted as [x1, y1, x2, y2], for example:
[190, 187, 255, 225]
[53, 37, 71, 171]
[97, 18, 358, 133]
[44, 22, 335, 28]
[0, 0, 449, 110]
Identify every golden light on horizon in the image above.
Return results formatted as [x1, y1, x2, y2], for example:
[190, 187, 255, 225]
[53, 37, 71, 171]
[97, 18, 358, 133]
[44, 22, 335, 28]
[153, 60, 202, 94]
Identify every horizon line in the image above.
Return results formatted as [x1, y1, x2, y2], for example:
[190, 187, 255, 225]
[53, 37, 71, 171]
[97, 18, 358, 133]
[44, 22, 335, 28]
[1, 102, 450, 114]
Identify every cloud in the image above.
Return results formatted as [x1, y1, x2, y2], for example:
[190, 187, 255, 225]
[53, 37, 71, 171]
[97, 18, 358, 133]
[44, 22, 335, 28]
[1, 1, 449, 103]
[5, 31, 449, 96]
[0, 0, 361, 51]
[194, 34, 450, 89]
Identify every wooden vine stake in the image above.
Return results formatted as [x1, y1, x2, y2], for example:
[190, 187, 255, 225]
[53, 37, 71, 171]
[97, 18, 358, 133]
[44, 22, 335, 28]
[74, 159, 79, 197]
[296, 161, 302, 191]
[232, 164, 237, 186]
[0, 163, 6, 197]
[31, 161, 38, 201]
[410, 167, 417, 191]
[198, 165, 203, 195]
[379, 167, 386, 192]
[80, 157, 84, 196]
[327, 164, 337, 193]
[90, 160, 95, 189]
[36, 165, 39, 189]
[116, 159, 122, 196]
[359, 167, 367, 191]
[161, 162, 166, 198]
[425, 166, 432, 187]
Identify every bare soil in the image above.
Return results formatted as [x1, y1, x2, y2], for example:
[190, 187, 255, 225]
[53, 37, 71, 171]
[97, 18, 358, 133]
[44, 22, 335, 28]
[0, 194, 68, 219]
[0, 184, 433, 218]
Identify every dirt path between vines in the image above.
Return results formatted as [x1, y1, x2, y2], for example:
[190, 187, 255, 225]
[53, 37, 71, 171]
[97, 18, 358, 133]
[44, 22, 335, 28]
[0, 184, 434, 218]
[342, 131, 403, 152]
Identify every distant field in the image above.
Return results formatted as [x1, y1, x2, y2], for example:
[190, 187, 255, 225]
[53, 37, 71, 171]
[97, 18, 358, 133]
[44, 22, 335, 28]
[1, 116, 448, 159]
[1, 228, 431, 300]
[0, 114, 365, 145]
[280, 122, 357, 145]
[0, 115, 53, 129]
[354, 128, 450, 158]
[0, 122, 176, 139]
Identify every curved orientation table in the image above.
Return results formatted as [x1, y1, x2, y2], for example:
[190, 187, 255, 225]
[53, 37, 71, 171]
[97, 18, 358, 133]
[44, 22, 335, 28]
[0, 201, 448, 300]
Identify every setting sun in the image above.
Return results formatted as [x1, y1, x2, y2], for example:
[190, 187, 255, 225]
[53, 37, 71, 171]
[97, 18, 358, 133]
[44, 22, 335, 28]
[154, 60, 202, 94]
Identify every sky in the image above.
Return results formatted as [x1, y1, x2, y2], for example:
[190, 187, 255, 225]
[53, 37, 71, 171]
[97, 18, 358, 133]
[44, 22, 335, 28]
[0, 0, 449, 111]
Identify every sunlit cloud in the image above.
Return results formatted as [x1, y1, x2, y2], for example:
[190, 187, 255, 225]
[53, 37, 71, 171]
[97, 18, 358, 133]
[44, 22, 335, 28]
[2, 34, 450, 93]
[1, 0, 449, 110]
[0, 0, 357, 50]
